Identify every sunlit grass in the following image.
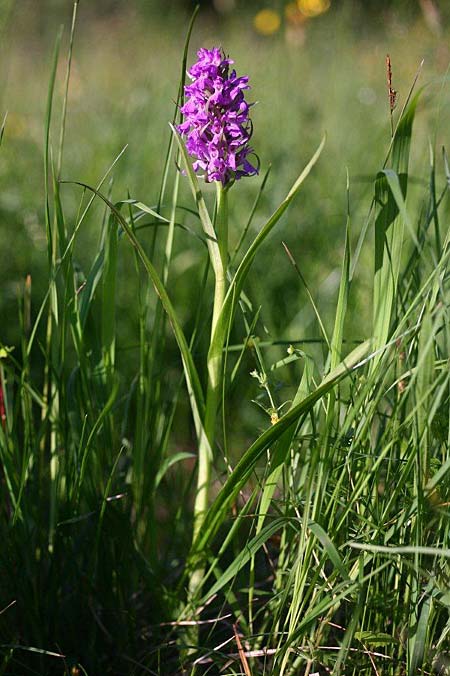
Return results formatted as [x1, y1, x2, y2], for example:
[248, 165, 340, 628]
[1, 4, 448, 353]
[0, 3, 449, 675]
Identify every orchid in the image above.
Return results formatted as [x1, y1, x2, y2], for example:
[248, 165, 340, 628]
[178, 47, 258, 185]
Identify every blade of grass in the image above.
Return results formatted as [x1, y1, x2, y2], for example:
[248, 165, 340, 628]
[189, 339, 370, 562]
[60, 180, 206, 433]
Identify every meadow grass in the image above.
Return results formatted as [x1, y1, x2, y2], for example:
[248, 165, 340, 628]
[1, 2, 449, 353]
[0, 4, 450, 675]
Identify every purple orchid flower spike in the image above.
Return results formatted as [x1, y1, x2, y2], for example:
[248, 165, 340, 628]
[177, 47, 258, 186]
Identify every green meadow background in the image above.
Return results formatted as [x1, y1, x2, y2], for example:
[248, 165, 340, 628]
[1, 0, 448, 356]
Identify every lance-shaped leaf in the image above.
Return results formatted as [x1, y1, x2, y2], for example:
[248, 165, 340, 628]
[207, 136, 326, 386]
[60, 180, 206, 439]
[189, 338, 370, 559]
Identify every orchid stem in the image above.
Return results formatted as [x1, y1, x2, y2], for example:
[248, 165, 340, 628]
[189, 182, 228, 598]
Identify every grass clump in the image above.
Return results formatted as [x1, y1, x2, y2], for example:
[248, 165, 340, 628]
[0, 5, 449, 676]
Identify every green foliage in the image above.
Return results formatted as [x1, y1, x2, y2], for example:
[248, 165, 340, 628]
[0, 4, 450, 676]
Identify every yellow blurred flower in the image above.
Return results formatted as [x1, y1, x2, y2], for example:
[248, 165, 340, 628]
[297, 0, 331, 18]
[285, 1, 307, 25]
[253, 9, 281, 36]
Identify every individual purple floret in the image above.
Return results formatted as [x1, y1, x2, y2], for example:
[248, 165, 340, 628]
[177, 47, 258, 186]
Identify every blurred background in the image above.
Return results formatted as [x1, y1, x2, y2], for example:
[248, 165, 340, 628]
[0, 0, 449, 359]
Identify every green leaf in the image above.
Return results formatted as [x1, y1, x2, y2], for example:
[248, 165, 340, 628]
[78, 248, 105, 329]
[208, 136, 326, 389]
[199, 517, 289, 604]
[409, 595, 432, 675]
[101, 212, 119, 373]
[256, 354, 315, 535]
[44, 28, 63, 266]
[308, 521, 350, 581]
[347, 542, 450, 558]
[0, 644, 64, 658]
[155, 452, 195, 489]
[60, 180, 206, 436]
[0, 111, 7, 148]
[372, 93, 420, 363]
[76, 379, 119, 500]
[170, 125, 222, 278]
[354, 631, 398, 646]
[126, 199, 170, 223]
[330, 174, 351, 373]
[191, 339, 370, 558]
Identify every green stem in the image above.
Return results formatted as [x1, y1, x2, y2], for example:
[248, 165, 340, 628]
[190, 182, 228, 592]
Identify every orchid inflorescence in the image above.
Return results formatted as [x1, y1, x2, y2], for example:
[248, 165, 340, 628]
[178, 47, 258, 186]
